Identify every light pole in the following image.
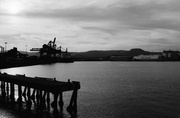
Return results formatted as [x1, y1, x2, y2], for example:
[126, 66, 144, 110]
[25, 45, 27, 55]
[5, 42, 7, 52]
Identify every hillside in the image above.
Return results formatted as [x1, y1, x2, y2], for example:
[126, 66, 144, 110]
[71, 48, 161, 61]
[21, 48, 161, 61]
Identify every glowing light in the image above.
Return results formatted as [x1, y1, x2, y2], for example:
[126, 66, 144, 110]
[2, 1, 23, 15]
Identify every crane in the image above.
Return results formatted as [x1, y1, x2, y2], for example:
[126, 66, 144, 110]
[30, 37, 72, 61]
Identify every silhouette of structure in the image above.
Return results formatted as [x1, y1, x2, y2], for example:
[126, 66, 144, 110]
[0, 47, 27, 61]
[163, 50, 180, 61]
[0, 38, 73, 69]
[0, 72, 80, 117]
[0, 46, 4, 53]
[133, 55, 161, 61]
[31, 37, 73, 62]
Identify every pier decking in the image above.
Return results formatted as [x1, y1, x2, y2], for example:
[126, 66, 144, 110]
[0, 72, 80, 117]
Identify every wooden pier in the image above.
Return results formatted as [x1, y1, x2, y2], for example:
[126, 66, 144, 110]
[0, 72, 80, 117]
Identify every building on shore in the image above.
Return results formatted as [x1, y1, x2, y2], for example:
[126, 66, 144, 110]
[163, 50, 180, 61]
[133, 54, 161, 61]
[109, 56, 133, 61]
[0, 47, 27, 61]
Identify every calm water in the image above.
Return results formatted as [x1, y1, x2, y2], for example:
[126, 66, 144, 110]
[1, 62, 180, 118]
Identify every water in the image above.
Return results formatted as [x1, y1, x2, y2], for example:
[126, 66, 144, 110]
[1, 62, 180, 118]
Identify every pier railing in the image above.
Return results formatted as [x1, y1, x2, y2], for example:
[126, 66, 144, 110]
[0, 72, 80, 116]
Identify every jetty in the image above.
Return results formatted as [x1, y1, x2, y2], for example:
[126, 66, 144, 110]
[0, 72, 80, 117]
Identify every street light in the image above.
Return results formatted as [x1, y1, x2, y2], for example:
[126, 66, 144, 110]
[25, 45, 27, 55]
[5, 42, 7, 52]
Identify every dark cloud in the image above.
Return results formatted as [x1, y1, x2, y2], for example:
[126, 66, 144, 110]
[147, 38, 174, 44]
[1, 0, 180, 51]
[22, 0, 180, 32]
[82, 26, 119, 35]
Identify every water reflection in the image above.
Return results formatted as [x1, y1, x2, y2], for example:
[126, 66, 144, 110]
[1, 62, 180, 118]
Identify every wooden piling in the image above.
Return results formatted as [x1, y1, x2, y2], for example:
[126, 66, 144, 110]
[6, 82, 9, 102]
[59, 92, 64, 112]
[31, 88, 36, 106]
[39, 90, 43, 111]
[1, 81, 6, 102]
[22, 87, 27, 101]
[47, 92, 50, 111]
[73, 89, 78, 113]
[36, 89, 40, 109]
[18, 85, 22, 109]
[67, 89, 78, 113]
[10, 83, 15, 103]
[52, 93, 59, 116]
[42, 91, 46, 110]
[66, 81, 79, 114]
[27, 87, 32, 110]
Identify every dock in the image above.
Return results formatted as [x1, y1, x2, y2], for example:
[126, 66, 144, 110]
[0, 72, 80, 117]
[0, 37, 74, 69]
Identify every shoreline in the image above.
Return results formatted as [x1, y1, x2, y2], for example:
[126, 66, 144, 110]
[0, 60, 180, 69]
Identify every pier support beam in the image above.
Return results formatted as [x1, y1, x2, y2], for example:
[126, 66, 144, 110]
[31, 89, 36, 106]
[1, 81, 6, 102]
[39, 90, 43, 111]
[22, 87, 27, 102]
[40, 91, 46, 111]
[18, 85, 22, 109]
[52, 93, 59, 116]
[6, 82, 9, 102]
[67, 89, 78, 113]
[59, 92, 64, 113]
[27, 87, 32, 110]
[10, 83, 15, 103]
[47, 92, 50, 111]
[36, 89, 40, 108]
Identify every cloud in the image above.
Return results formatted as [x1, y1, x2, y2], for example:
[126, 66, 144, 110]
[82, 26, 120, 35]
[1, 0, 180, 51]
[20, 0, 180, 32]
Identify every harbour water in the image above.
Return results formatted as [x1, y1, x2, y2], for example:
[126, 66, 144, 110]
[1, 62, 180, 118]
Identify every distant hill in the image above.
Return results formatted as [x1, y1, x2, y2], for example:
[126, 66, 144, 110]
[19, 48, 161, 61]
[128, 48, 151, 56]
[71, 48, 162, 61]
[72, 50, 127, 58]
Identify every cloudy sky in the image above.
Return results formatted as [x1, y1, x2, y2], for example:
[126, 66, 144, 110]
[0, 0, 180, 52]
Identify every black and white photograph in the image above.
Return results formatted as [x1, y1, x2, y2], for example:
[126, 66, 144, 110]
[0, 0, 180, 118]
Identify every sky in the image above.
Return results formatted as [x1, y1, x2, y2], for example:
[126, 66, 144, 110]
[0, 0, 180, 52]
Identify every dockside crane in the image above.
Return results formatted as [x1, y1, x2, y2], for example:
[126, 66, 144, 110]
[30, 37, 73, 62]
